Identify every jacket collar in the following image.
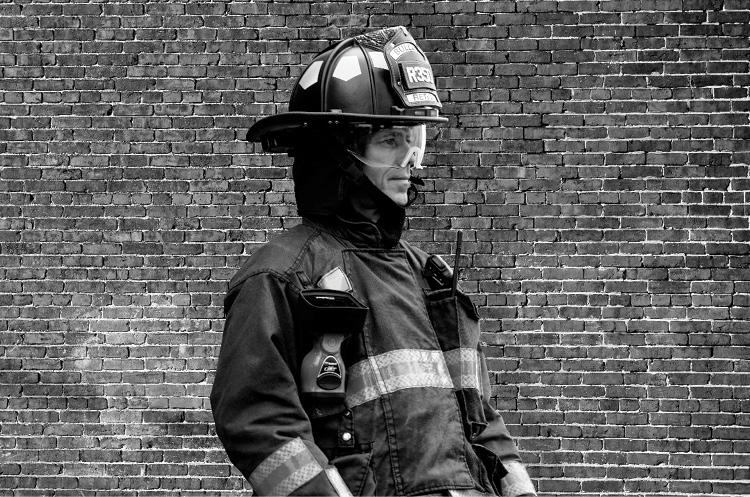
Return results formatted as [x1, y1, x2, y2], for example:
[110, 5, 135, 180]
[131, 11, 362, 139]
[305, 204, 405, 249]
[338, 178, 406, 248]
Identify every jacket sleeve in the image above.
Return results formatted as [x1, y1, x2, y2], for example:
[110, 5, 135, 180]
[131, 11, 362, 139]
[473, 348, 537, 497]
[210, 272, 352, 496]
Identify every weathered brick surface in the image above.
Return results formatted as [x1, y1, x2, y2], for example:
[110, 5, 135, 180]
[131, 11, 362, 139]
[1, 1, 749, 495]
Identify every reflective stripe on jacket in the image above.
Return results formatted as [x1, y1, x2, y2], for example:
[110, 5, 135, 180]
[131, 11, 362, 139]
[211, 216, 522, 495]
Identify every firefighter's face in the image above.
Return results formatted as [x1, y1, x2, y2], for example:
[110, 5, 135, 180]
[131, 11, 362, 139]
[359, 126, 425, 207]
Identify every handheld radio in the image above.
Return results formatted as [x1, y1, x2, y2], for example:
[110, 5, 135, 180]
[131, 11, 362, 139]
[297, 289, 368, 402]
[424, 231, 464, 293]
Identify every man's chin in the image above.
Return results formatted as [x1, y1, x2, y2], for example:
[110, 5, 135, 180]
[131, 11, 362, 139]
[388, 193, 409, 207]
[378, 182, 410, 207]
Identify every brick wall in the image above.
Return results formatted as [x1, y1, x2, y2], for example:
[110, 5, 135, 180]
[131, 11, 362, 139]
[1, 1, 749, 495]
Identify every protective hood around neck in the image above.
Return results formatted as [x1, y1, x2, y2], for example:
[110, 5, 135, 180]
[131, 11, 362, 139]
[291, 152, 407, 247]
[340, 179, 406, 248]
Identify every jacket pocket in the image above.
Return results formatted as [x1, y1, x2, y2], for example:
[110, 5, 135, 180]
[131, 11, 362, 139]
[310, 404, 348, 450]
[330, 448, 375, 496]
[311, 408, 375, 495]
[424, 288, 488, 440]
[424, 288, 481, 340]
[471, 444, 508, 495]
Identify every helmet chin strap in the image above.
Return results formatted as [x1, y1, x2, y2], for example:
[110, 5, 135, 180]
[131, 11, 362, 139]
[406, 176, 424, 207]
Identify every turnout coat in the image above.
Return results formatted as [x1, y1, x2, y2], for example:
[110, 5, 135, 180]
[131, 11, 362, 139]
[211, 214, 523, 496]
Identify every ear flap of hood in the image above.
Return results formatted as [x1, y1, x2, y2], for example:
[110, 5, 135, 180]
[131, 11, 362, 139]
[292, 154, 349, 218]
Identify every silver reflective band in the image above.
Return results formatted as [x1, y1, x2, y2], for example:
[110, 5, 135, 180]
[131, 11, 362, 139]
[326, 467, 354, 497]
[443, 347, 481, 391]
[500, 460, 537, 497]
[345, 348, 469, 409]
[353, 124, 427, 169]
[249, 438, 323, 496]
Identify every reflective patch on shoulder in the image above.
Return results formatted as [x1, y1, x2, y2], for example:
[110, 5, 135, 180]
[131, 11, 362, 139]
[332, 55, 362, 82]
[317, 266, 353, 292]
[299, 60, 323, 90]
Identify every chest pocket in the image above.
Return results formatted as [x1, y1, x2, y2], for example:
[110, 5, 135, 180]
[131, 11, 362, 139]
[424, 288, 488, 440]
[342, 248, 441, 353]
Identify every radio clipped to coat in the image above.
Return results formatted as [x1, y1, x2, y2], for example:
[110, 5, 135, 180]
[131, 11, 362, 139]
[297, 289, 368, 402]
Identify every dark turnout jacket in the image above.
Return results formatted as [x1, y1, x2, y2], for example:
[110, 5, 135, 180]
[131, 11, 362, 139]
[211, 215, 523, 496]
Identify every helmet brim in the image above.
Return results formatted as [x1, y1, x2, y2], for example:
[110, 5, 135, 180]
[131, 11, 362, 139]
[246, 111, 448, 143]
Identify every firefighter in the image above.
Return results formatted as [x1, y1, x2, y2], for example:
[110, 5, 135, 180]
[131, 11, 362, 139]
[211, 26, 537, 496]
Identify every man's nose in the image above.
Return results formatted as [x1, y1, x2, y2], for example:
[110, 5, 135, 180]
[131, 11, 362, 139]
[404, 152, 416, 169]
[398, 144, 414, 167]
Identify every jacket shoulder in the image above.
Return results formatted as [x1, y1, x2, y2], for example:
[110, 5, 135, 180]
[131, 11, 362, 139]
[229, 223, 321, 290]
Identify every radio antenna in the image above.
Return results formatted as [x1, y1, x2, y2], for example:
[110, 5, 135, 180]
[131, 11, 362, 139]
[451, 231, 462, 297]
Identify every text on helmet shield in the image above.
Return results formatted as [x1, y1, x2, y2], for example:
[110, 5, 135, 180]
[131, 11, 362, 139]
[407, 66, 432, 84]
[399, 61, 435, 90]
[406, 92, 439, 105]
[389, 42, 419, 60]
